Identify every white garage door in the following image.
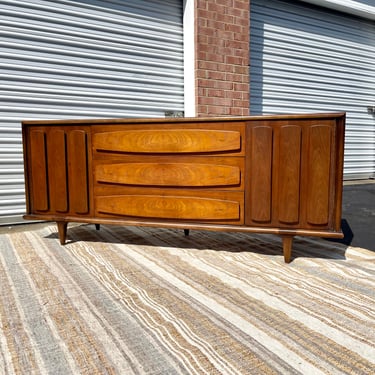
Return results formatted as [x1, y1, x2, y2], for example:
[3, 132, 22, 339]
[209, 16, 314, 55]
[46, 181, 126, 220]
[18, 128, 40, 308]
[250, 0, 375, 180]
[0, 0, 183, 224]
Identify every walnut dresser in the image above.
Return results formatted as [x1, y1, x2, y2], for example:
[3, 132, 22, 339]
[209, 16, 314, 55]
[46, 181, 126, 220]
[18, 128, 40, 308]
[22, 113, 345, 262]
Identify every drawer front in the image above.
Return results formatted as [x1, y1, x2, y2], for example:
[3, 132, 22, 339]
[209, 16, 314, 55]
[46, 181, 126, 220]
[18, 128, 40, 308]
[95, 191, 244, 224]
[92, 123, 245, 225]
[94, 157, 244, 190]
[92, 123, 245, 157]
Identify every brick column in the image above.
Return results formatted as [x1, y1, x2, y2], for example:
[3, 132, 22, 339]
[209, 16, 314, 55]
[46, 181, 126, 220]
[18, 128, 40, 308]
[195, 0, 250, 117]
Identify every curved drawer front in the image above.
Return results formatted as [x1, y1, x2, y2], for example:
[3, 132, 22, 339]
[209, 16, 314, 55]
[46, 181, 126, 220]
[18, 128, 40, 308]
[93, 129, 241, 154]
[95, 163, 241, 187]
[96, 195, 240, 221]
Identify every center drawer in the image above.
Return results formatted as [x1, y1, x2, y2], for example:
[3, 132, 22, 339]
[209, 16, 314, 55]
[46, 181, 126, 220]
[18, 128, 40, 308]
[93, 156, 244, 190]
[94, 189, 244, 224]
[92, 123, 245, 157]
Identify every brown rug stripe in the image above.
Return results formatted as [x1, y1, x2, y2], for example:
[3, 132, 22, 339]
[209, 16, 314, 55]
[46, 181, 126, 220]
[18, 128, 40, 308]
[0, 223, 374, 375]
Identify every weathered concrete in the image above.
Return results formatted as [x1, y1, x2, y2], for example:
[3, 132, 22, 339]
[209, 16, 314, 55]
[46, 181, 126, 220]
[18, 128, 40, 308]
[334, 182, 375, 251]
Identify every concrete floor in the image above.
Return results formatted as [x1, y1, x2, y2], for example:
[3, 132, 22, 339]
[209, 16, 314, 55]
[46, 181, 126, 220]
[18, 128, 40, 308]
[333, 181, 375, 251]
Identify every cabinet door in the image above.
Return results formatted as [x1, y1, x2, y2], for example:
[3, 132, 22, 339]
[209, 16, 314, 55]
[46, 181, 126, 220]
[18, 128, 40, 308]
[245, 119, 340, 231]
[25, 126, 91, 216]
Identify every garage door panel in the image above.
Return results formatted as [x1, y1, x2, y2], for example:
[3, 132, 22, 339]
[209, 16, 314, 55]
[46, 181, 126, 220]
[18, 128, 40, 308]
[0, 0, 183, 224]
[250, 0, 375, 179]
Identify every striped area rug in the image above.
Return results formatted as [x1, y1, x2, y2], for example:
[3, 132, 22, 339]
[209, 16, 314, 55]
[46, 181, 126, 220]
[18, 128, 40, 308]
[0, 223, 374, 375]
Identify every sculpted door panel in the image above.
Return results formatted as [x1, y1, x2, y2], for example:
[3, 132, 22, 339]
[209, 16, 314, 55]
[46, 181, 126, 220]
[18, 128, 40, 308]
[29, 130, 49, 212]
[246, 120, 337, 230]
[48, 130, 68, 213]
[306, 125, 332, 226]
[67, 130, 89, 215]
[277, 125, 302, 225]
[248, 126, 273, 223]
[26, 126, 91, 216]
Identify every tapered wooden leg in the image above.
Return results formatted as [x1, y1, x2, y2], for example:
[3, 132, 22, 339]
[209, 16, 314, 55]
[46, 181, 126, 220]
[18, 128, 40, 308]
[282, 235, 294, 263]
[184, 229, 190, 236]
[95, 224, 101, 230]
[57, 222, 68, 245]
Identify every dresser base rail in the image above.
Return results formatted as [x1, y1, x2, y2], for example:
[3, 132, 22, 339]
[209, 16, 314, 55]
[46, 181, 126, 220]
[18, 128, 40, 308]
[24, 215, 343, 263]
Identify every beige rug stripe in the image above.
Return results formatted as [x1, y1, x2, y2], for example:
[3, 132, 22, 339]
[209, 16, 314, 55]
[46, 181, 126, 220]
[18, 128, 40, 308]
[93, 225, 293, 374]
[10, 232, 116, 374]
[167, 232, 374, 361]
[165, 229, 375, 330]
[2, 223, 374, 374]
[32, 229, 146, 374]
[112, 241, 327, 375]
[68, 235, 249, 375]
[49, 226, 194, 375]
[0, 243, 28, 375]
[175, 248, 375, 360]
[66, 240, 206, 375]
[197, 247, 375, 341]
[121, 240, 343, 374]
[0, 235, 49, 375]
[113, 225, 374, 369]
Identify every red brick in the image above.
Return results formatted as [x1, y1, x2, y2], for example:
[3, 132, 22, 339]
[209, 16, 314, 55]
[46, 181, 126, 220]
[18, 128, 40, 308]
[230, 91, 244, 100]
[207, 70, 226, 80]
[216, 14, 234, 24]
[207, 3, 225, 14]
[207, 105, 231, 115]
[197, 51, 207, 60]
[233, 65, 249, 75]
[198, 60, 219, 71]
[225, 39, 247, 49]
[226, 73, 244, 82]
[209, 89, 227, 97]
[197, 79, 213, 88]
[227, 7, 248, 18]
[206, 52, 225, 63]
[195, 0, 249, 117]
[234, 82, 249, 91]
[198, 87, 207, 96]
[213, 81, 234, 90]
[225, 56, 243, 65]
[216, 0, 234, 7]
[230, 106, 249, 116]
[207, 19, 227, 30]
[197, 0, 208, 9]
[199, 96, 217, 105]
[196, 69, 207, 79]
[234, 0, 249, 10]
[225, 23, 243, 34]
[233, 99, 249, 107]
[217, 63, 233, 72]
